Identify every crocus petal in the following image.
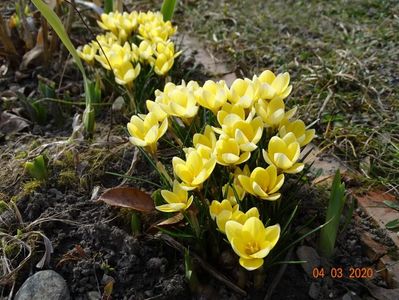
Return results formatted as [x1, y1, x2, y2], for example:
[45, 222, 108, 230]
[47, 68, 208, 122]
[239, 257, 264, 271]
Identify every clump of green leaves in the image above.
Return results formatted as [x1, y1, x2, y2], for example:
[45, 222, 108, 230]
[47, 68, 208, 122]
[24, 155, 48, 181]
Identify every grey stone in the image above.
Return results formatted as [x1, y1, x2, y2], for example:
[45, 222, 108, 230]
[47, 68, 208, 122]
[86, 291, 101, 300]
[308, 282, 321, 300]
[14, 270, 70, 300]
[296, 245, 321, 276]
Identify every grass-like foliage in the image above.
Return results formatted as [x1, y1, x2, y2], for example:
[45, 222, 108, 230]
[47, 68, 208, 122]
[127, 70, 316, 272]
[31, 0, 99, 137]
[319, 170, 346, 258]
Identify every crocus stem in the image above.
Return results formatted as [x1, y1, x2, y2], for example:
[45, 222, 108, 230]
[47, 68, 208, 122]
[183, 210, 200, 239]
[125, 83, 136, 113]
[254, 266, 265, 289]
[237, 267, 247, 289]
[150, 153, 173, 188]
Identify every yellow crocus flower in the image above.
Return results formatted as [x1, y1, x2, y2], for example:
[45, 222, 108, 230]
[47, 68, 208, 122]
[94, 43, 132, 70]
[279, 119, 315, 147]
[113, 61, 141, 85]
[156, 180, 194, 212]
[153, 41, 181, 75]
[95, 32, 118, 48]
[262, 132, 304, 174]
[117, 12, 138, 34]
[215, 137, 250, 166]
[195, 80, 229, 114]
[209, 200, 260, 232]
[253, 70, 292, 100]
[209, 199, 239, 220]
[193, 125, 217, 153]
[228, 78, 256, 109]
[154, 53, 174, 76]
[127, 112, 168, 154]
[146, 100, 168, 121]
[238, 165, 284, 200]
[217, 117, 264, 152]
[97, 12, 119, 34]
[172, 149, 216, 190]
[216, 103, 246, 130]
[225, 217, 280, 270]
[155, 81, 199, 121]
[255, 98, 297, 128]
[77, 43, 98, 63]
[213, 202, 260, 233]
[139, 40, 154, 61]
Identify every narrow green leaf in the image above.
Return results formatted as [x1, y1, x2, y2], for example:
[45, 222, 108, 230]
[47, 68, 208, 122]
[161, 0, 177, 21]
[104, 0, 113, 13]
[384, 200, 399, 212]
[385, 219, 399, 230]
[31, 0, 86, 81]
[319, 170, 346, 257]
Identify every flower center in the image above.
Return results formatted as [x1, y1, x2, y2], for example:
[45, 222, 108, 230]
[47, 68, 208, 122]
[245, 241, 260, 255]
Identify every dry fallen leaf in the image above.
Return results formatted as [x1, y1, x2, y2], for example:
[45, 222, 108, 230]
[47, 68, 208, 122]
[98, 187, 155, 212]
[20, 45, 44, 70]
[157, 213, 184, 226]
[0, 111, 30, 134]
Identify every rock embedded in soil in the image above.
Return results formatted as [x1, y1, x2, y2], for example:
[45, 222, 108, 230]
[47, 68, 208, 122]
[296, 245, 321, 276]
[308, 282, 321, 299]
[14, 270, 70, 300]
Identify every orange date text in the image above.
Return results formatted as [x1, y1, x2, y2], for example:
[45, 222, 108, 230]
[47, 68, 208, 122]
[312, 267, 374, 279]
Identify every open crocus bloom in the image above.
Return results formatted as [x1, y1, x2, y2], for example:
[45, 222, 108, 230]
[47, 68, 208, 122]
[156, 180, 194, 212]
[77, 43, 98, 63]
[279, 119, 315, 147]
[155, 81, 199, 121]
[215, 206, 259, 233]
[195, 80, 229, 114]
[255, 97, 297, 128]
[228, 78, 256, 109]
[172, 148, 216, 190]
[253, 70, 292, 100]
[262, 132, 304, 174]
[209, 199, 239, 220]
[225, 217, 280, 271]
[127, 112, 168, 154]
[193, 125, 217, 154]
[114, 61, 141, 85]
[238, 165, 284, 200]
[228, 117, 264, 152]
[215, 137, 251, 166]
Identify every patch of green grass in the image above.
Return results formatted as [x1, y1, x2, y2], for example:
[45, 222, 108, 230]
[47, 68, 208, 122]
[163, 0, 399, 194]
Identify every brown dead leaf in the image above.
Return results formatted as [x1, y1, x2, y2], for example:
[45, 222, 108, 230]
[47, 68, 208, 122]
[98, 187, 155, 212]
[157, 213, 184, 226]
[36, 234, 54, 268]
[20, 45, 44, 70]
[0, 111, 30, 134]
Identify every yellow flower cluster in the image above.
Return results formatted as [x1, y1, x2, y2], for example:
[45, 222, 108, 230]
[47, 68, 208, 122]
[78, 11, 180, 85]
[127, 70, 315, 270]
